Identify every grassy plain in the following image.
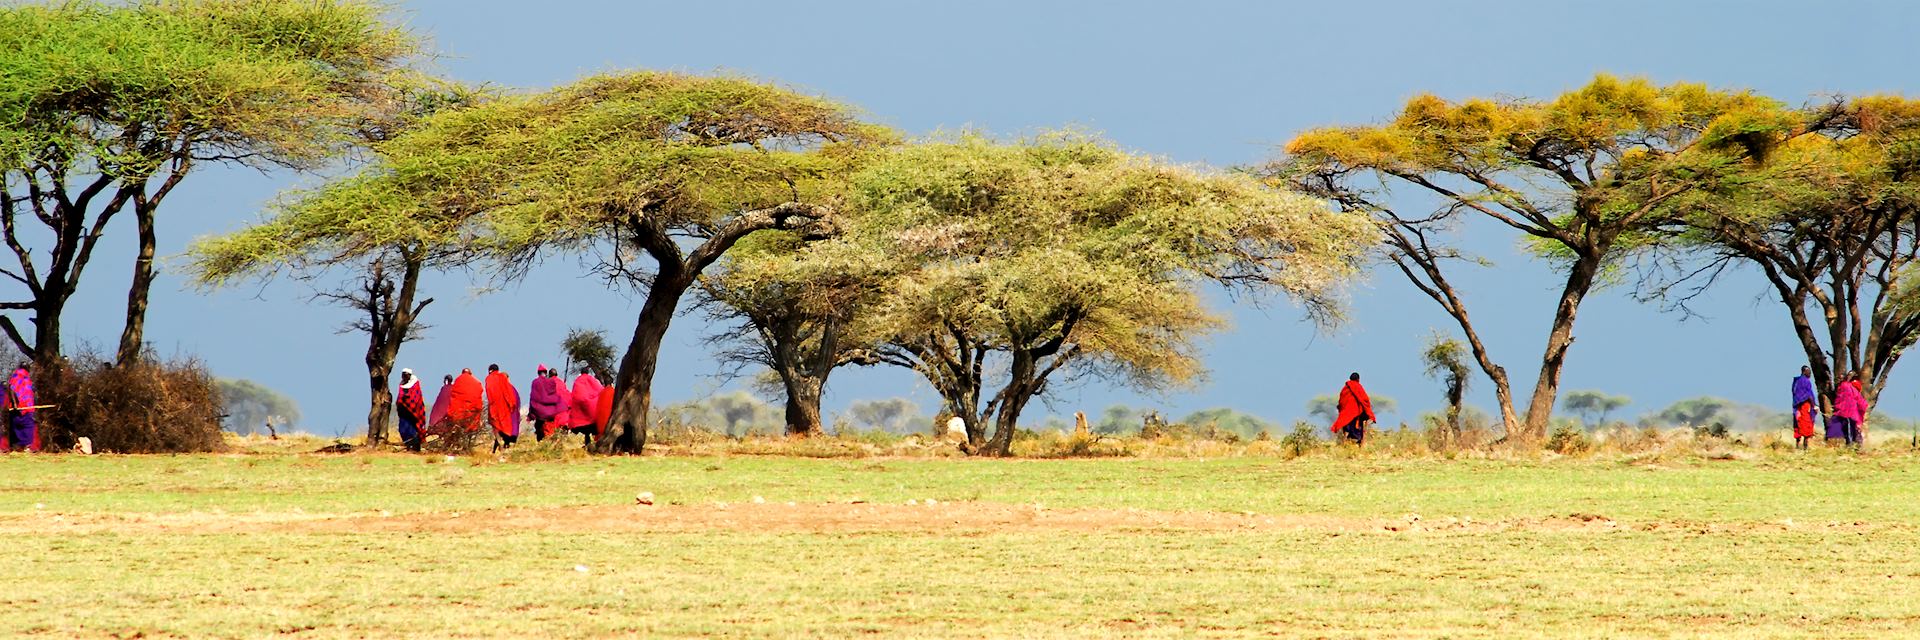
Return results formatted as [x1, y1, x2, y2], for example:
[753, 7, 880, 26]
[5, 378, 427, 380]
[3, 441, 1918, 638]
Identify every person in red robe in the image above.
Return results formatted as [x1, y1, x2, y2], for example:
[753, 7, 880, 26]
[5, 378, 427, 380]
[448, 369, 485, 437]
[593, 384, 616, 446]
[549, 369, 571, 437]
[484, 364, 521, 451]
[1329, 372, 1374, 446]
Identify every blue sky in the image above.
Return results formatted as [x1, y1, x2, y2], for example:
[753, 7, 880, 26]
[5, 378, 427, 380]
[32, 0, 1920, 435]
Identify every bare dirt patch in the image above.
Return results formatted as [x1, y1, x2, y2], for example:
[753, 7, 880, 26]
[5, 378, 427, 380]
[0, 503, 1370, 535]
[0, 504, 1900, 536]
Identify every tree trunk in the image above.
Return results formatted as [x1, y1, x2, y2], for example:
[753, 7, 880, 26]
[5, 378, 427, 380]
[115, 206, 157, 365]
[1444, 379, 1464, 439]
[781, 373, 825, 437]
[360, 254, 427, 448]
[365, 359, 394, 446]
[981, 349, 1041, 457]
[1517, 254, 1602, 442]
[28, 288, 65, 367]
[603, 277, 688, 455]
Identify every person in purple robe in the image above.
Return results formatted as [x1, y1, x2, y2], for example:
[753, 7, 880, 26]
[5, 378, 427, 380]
[528, 364, 563, 441]
[1791, 366, 1818, 450]
[4, 363, 38, 452]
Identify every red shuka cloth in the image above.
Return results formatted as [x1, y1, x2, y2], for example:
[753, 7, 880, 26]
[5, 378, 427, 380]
[485, 371, 520, 437]
[551, 377, 571, 435]
[397, 381, 426, 424]
[1330, 380, 1374, 433]
[448, 372, 485, 432]
[594, 385, 616, 437]
[1793, 403, 1816, 438]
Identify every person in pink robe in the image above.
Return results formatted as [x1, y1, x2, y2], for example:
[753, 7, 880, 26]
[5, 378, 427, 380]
[569, 369, 603, 444]
[5, 364, 39, 452]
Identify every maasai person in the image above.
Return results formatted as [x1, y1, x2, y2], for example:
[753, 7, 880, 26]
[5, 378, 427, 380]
[528, 365, 562, 442]
[1329, 372, 1374, 446]
[593, 384, 616, 447]
[1791, 366, 1818, 450]
[548, 368, 571, 437]
[396, 369, 426, 452]
[428, 374, 454, 429]
[4, 363, 39, 453]
[1834, 371, 1867, 448]
[448, 369, 485, 435]
[484, 364, 521, 452]
[569, 368, 603, 444]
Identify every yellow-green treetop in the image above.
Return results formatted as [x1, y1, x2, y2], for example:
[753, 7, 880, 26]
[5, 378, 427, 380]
[1278, 74, 1801, 441]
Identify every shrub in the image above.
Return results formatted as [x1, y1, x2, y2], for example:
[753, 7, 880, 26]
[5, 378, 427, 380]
[1692, 422, 1731, 440]
[1280, 421, 1322, 459]
[33, 350, 226, 453]
[1546, 422, 1592, 455]
[1369, 422, 1431, 456]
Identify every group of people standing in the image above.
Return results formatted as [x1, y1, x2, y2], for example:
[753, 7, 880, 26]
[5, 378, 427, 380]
[392, 364, 615, 452]
[1791, 366, 1870, 449]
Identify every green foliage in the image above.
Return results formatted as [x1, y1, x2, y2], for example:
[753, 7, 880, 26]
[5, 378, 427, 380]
[1561, 390, 1631, 426]
[320, 71, 894, 266]
[1095, 404, 1147, 435]
[1279, 421, 1323, 458]
[0, 0, 419, 174]
[184, 79, 490, 287]
[658, 391, 783, 437]
[1421, 337, 1471, 391]
[1645, 396, 1785, 432]
[215, 378, 300, 434]
[843, 397, 926, 434]
[845, 132, 1375, 454]
[1546, 422, 1593, 455]
[1178, 407, 1279, 440]
[559, 328, 616, 379]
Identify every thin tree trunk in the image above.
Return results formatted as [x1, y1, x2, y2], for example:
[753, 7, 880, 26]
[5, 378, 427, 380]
[360, 254, 428, 448]
[115, 206, 157, 365]
[603, 277, 688, 455]
[1517, 254, 1602, 442]
[115, 166, 183, 367]
[365, 359, 394, 446]
[1444, 379, 1464, 439]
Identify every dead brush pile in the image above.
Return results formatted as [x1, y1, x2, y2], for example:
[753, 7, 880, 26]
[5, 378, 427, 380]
[34, 349, 226, 453]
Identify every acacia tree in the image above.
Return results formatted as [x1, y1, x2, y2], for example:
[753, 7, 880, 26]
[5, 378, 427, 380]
[288, 72, 894, 454]
[698, 231, 885, 436]
[846, 133, 1375, 456]
[187, 81, 478, 446]
[1560, 390, 1630, 427]
[1280, 75, 1800, 441]
[187, 180, 477, 446]
[1651, 97, 1920, 440]
[0, 0, 417, 366]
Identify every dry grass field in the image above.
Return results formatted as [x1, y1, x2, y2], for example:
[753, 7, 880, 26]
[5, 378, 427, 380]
[3, 437, 1918, 638]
